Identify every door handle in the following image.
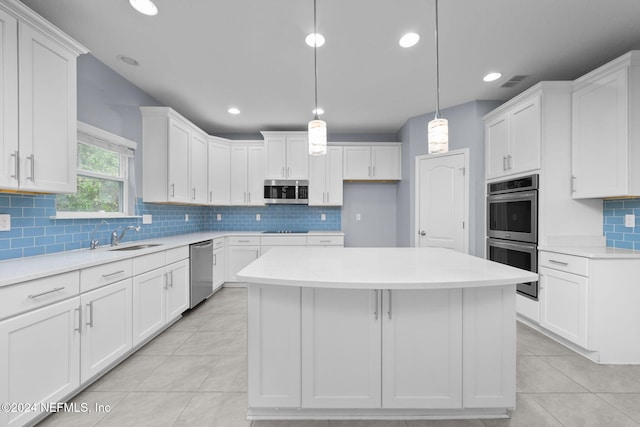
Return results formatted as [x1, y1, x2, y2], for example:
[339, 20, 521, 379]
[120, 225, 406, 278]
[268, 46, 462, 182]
[420, 230, 426, 236]
[86, 302, 94, 327]
[10, 151, 18, 180]
[387, 289, 392, 319]
[373, 290, 379, 320]
[27, 154, 35, 181]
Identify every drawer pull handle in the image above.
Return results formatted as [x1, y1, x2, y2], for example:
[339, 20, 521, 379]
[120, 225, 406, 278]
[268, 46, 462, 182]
[319, 240, 331, 243]
[28, 287, 65, 299]
[237, 240, 250, 243]
[102, 270, 125, 278]
[549, 260, 569, 266]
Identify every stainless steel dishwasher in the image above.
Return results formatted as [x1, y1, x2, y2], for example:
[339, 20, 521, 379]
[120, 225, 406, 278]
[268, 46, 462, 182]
[189, 240, 214, 308]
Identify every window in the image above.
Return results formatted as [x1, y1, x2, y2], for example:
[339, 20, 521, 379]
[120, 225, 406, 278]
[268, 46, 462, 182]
[56, 122, 137, 218]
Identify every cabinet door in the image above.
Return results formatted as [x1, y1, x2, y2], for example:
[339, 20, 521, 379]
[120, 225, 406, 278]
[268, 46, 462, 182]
[264, 136, 286, 179]
[371, 146, 400, 180]
[285, 135, 309, 179]
[510, 95, 541, 175]
[248, 284, 301, 408]
[382, 289, 462, 409]
[18, 23, 77, 193]
[0, 10, 18, 190]
[247, 145, 265, 205]
[212, 248, 225, 290]
[230, 146, 248, 205]
[325, 146, 343, 205]
[308, 151, 326, 205]
[167, 119, 191, 203]
[208, 140, 230, 205]
[485, 115, 509, 179]
[0, 297, 80, 427]
[343, 146, 372, 179]
[190, 131, 208, 204]
[539, 267, 589, 348]
[132, 268, 166, 346]
[301, 288, 381, 408]
[572, 68, 628, 198]
[166, 259, 189, 322]
[80, 279, 132, 383]
[227, 246, 260, 282]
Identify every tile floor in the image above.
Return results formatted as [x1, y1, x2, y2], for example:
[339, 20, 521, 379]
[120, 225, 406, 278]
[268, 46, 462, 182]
[38, 288, 640, 427]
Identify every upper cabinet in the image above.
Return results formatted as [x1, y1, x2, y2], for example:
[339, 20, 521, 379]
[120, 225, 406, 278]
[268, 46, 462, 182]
[571, 51, 640, 198]
[262, 132, 309, 180]
[141, 107, 210, 205]
[309, 146, 343, 206]
[0, 1, 87, 193]
[343, 144, 401, 181]
[230, 143, 264, 206]
[208, 136, 231, 205]
[485, 93, 541, 180]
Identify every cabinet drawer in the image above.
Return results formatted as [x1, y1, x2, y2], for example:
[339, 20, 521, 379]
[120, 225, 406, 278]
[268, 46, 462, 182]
[80, 259, 133, 293]
[228, 235, 260, 246]
[166, 246, 189, 264]
[0, 271, 80, 320]
[261, 235, 307, 246]
[539, 252, 589, 276]
[132, 251, 166, 276]
[213, 237, 225, 249]
[307, 235, 344, 246]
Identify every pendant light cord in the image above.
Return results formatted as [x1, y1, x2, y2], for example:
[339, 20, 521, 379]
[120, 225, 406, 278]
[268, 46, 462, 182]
[434, 0, 441, 120]
[313, 0, 319, 120]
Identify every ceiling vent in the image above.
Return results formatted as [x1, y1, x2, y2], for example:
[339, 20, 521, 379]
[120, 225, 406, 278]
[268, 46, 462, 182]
[501, 75, 528, 88]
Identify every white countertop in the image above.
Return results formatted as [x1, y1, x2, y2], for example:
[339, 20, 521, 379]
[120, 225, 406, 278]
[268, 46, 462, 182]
[237, 247, 538, 290]
[0, 231, 343, 288]
[538, 245, 640, 259]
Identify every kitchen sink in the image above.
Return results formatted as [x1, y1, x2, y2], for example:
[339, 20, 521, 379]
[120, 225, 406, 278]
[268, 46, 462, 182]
[109, 243, 162, 251]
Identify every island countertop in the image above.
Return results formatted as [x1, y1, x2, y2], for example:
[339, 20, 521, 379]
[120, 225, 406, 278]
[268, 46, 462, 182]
[237, 247, 537, 289]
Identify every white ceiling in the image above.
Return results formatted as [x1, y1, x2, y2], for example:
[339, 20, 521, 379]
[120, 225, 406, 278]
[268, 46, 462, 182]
[20, 0, 640, 135]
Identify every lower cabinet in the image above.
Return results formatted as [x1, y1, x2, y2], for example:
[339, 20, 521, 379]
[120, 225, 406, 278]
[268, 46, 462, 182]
[227, 246, 260, 282]
[166, 259, 190, 321]
[0, 297, 81, 427]
[80, 279, 133, 383]
[212, 246, 225, 290]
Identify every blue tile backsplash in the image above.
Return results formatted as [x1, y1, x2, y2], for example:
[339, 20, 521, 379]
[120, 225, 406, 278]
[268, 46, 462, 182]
[604, 198, 640, 250]
[0, 194, 341, 261]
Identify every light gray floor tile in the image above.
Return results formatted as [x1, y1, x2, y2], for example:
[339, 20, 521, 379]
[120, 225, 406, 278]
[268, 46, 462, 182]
[87, 355, 167, 392]
[252, 421, 329, 427]
[135, 355, 218, 391]
[597, 393, 640, 423]
[516, 323, 574, 356]
[174, 392, 249, 427]
[94, 391, 193, 427]
[482, 394, 562, 427]
[38, 391, 127, 427]
[408, 419, 484, 426]
[135, 330, 193, 356]
[168, 310, 212, 332]
[516, 355, 587, 393]
[531, 393, 639, 427]
[540, 355, 640, 393]
[198, 312, 247, 332]
[200, 355, 247, 392]
[224, 330, 248, 356]
[173, 330, 237, 356]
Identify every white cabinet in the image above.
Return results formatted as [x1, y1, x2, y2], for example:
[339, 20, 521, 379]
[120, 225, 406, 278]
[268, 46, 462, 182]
[165, 259, 189, 321]
[262, 132, 308, 179]
[0, 2, 86, 193]
[485, 94, 541, 179]
[343, 144, 401, 180]
[572, 51, 640, 198]
[230, 143, 264, 206]
[227, 236, 261, 282]
[212, 238, 226, 291]
[141, 107, 212, 204]
[0, 297, 81, 427]
[208, 137, 231, 205]
[80, 279, 133, 383]
[309, 146, 343, 205]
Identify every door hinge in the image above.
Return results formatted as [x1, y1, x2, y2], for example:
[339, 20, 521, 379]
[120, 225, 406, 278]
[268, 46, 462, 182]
[462, 221, 465, 229]
[459, 167, 465, 176]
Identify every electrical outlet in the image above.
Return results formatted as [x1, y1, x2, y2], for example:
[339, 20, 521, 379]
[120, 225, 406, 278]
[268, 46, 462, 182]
[625, 214, 635, 228]
[256, 214, 261, 221]
[0, 214, 10, 231]
[356, 213, 361, 221]
[142, 214, 152, 224]
[217, 214, 222, 221]
[185, 214, 189, 222]
[321, 213, 326, 221]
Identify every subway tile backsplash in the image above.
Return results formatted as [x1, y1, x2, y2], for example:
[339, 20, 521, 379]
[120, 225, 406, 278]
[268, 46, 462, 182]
[0, 194, 341, 261]
[603, 198, 640, 250]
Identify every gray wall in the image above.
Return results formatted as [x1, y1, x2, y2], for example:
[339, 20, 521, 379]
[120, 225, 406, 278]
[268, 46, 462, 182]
[396, 100, 503, 256]
[342, 182, 397, 247]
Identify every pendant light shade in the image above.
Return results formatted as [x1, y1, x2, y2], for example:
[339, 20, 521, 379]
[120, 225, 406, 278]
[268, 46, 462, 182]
[308, 0, 327, 155]
[309, 118, 327, 155]
[428, 0, 448, 154]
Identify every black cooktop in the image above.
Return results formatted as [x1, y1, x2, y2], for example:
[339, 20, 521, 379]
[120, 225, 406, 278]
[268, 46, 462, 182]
[262, 230, 309, 234]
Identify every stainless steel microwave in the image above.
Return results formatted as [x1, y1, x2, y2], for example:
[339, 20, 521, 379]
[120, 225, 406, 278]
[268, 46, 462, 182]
[264, 179, 309, 204]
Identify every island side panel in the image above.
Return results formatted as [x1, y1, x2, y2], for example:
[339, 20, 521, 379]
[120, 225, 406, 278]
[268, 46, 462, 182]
[462, 284, 516, 408]
[247, 283, 301, 408]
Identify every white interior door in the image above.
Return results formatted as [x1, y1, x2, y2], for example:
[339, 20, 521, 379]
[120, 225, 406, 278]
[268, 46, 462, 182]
[416, 150, 468, 253]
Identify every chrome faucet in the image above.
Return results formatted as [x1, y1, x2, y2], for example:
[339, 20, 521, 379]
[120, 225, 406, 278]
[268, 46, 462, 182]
[89, 220, 109, 250]
[111, 225, 141, 246]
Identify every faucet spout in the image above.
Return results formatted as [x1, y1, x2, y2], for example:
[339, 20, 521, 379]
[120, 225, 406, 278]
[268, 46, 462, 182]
[111, 225, 141, 246]
[89, 220, 109, 250]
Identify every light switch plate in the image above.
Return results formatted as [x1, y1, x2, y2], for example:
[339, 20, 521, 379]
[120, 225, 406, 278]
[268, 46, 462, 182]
[0, 214, 9, 231]
[256, 214, 261, 221]
[625, 214, 635, 228]
[185, 214, 189, 222]
[321, 213, 326, 221]
[142, 214, 152, 224]
[217, 214, 222, 221]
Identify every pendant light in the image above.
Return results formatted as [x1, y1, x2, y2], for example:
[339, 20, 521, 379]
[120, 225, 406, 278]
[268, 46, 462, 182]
[428, 0, 448, 154]
[308, 0, 327, 155]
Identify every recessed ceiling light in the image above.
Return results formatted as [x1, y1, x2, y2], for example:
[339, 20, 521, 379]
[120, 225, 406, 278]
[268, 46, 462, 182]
[129, 0, 158, 16]
[312, 107, 324, 116]
[305, 33, 325, 47]
[228, 107, 240, 115]
[117, 55, 139, 66]
[399, 32, 420, 48]
[483, 72, 502, 82]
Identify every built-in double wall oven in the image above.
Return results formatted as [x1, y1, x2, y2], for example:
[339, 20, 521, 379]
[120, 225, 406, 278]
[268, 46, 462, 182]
[486, 174, 539, 300]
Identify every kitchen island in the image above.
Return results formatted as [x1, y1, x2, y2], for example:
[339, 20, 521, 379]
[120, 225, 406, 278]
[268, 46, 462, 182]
[237, 247, 538, 420]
